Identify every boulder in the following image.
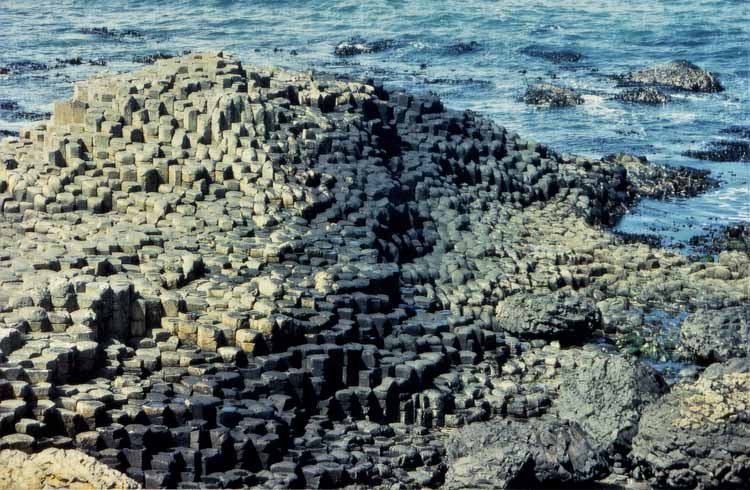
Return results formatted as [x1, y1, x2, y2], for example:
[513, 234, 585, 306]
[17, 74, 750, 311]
[681, 305, 750, 363]
[495, 292, 600, 341]
[523, 83, 583, 107]
[631, 358, 750, 489]
[444, 418, 609, 488]
[619, 60, 723, 92]
[557, 351, 669, 453]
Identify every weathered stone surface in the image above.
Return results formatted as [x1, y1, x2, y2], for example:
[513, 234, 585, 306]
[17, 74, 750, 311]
[681, 306, 750, 363]
[0, 448, 139, 489]
[445, 418, 609, 488]
[557, 351, 669, 453]
[632, 358, 750, 489]
[495, 292, 600, 341]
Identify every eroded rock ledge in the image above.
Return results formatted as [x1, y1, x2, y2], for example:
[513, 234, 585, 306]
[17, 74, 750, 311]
[0, 52, 747, 489]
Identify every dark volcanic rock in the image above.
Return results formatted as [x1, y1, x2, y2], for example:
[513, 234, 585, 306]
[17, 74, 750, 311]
[615, 87, 670, 104]
[333, 38, 398, 57]
[520, 45, 583, 64]
[632, 358, 750, 489]
[132, 53, 176, 65]
[445, 418, 609, 489]
[523, 83, 584, 107]
[689, 223, 750, 256]
[683, 140, 750, 162]
[721, 125, 750, 139]
[681, 306, 750, 363]
[495, 292, 600, 341]
[558, 352, 669, 453]
[446, 41, 480, 54]
[619, 60, 724, 92]
[79, 26, 144, 40]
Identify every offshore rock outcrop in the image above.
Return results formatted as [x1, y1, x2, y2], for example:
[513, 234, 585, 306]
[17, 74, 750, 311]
[523, 83, 584, 107]
[0, 52, 747, 489]
[615, 87, 670, 105]
[618, 60, 724, 93]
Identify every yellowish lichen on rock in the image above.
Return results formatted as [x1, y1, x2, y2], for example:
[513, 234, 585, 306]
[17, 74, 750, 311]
[674, 372, 750, 430]
[0, 448, 140, 490]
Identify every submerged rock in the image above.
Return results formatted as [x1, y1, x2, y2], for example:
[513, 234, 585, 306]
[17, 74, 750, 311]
[445, 418, 609, 488]
[520, 45, 583, 63]
[523, 83, 584, 107]
[615, 87, 670, 104]
[495, 292, 600, 341]
[558, 352, 669, 454]
[446, 41, 480, 54]
[681, 305, 750, 363]
[619, 60, 724, 93]
[333, 37, 398, 56]
[632, 358, 750, 489]
[78, 26, 144, 40]
[683, 140, 750, 162]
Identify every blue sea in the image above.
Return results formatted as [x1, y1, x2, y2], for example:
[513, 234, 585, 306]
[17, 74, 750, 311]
[1, 0, 748, 245]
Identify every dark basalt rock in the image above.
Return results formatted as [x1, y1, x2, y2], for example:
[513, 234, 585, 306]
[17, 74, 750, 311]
[520, 45, 583, 64]
[333, 38, 398, 57]
[631, 358, 750, 489]
[132, 53, 176, 65]
[688, 223, 750, 256]
[721, 125, 750, 139]
[683, 140, 750, 162]
[523, 83, 584, 107]
[446, 41, 480, 54]
[618, 60, 724, 93]
[558, 351, 669, 454]
[681, 305, 750, 363]
[615, 87, 670, 104]
[445, 418, 609, 488]
[79, 26, 144, 40]
[495, 292, 600, 341]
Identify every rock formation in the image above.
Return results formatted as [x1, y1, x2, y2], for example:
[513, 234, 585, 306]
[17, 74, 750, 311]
[0, 52, 747, 489]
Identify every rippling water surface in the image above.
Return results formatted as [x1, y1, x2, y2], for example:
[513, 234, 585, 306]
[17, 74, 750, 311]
[1, 0, 748, 243]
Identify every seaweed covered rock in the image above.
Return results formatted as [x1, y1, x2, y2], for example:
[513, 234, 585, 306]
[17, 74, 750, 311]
[631, 358, 750, 489]
[445, 418, 609, 489]
[681, 305, 750, 363]
[615, 87, 670, 104]
[557, 351, 669, 453]
[523, 83, 584, 107]
[495, 291, 600, 341]
[619, 60, 724, 93]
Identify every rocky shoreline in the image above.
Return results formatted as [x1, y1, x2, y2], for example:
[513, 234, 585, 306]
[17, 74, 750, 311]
[0, 52, 747, 489]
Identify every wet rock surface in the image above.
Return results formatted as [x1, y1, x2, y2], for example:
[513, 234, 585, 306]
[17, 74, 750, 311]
[615, 87, 670, 104]
[618, 60, 724, 93]
[632, 358, 750, 489]
[683, 140, 750, 162]
[523, 83, 584, 107]
[333, 38, 399, 57]
[520, 45, 583, 64]
[0, 52, 747, 489]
